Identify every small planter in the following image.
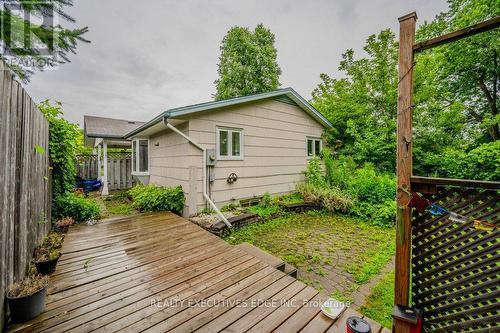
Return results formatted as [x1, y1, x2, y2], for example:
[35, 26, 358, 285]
[7, 286, 47, 323]
[35, 254, 61, 275]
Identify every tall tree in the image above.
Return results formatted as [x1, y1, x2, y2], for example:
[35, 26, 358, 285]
[0, 0, 89, 81]
[417, 0, 499, 141]
[215, 24, 281, 100]
[311, 30, 399, 171]
[312, 0, 499, 179]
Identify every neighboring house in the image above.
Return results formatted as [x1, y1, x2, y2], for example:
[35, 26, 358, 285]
[83, 116, 145, 194]
[123, 88, 332, 219]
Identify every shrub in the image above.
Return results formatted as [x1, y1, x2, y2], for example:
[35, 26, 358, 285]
[435, 142, 500, 181]
[297, 183, 354, 213]
[221, 203, 240, 212]
[53, 193, 100, 223]
[39, 101, 81, 219]
[303, 156, 324, 186]
[301, 156, 396, 226]
[128, 184, 185, 215]
[260, 192, 273, 207]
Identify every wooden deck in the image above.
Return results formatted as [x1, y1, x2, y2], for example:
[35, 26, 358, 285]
[8, 212, 388, 333]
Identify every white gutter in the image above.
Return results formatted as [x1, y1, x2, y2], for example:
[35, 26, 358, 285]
[163, 118, 231, 228]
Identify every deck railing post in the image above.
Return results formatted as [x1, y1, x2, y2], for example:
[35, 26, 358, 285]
[394, 11, 417, 333]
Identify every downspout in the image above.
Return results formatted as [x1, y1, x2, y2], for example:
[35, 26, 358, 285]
[163, 117, 232, 228]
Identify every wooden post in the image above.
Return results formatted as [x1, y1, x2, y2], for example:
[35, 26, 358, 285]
[394, 12, 416, 333]
[97, 144, 102, 178]
[102, 141, 109, 196]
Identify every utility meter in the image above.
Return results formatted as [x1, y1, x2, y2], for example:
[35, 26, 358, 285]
[206, 149, 216, 166]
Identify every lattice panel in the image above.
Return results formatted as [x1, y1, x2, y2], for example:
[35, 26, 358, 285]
[411, 187, 499, 333]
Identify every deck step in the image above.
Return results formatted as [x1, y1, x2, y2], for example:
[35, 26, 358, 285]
[284, 263, 298, 278]
[235, 242, 285, 272]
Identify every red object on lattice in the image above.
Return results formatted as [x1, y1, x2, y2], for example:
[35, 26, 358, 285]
[409, 191, 431, 213]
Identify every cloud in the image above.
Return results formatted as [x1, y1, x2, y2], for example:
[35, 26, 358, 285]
[24, 0, 449, 126]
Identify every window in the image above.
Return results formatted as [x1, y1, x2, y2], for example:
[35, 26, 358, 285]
[307, 137, 322, 157]
[132, 138, 149, 174]
[217, 127, 243, 160]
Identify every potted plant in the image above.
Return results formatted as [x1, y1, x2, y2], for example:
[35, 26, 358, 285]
[40, 232, 65, 251]
[34, 246, 61, 275]
[6, 273, 49, 322]
[55, 217, 74, 233]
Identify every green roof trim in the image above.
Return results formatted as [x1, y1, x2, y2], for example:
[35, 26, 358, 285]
[125, 87, 332, 138]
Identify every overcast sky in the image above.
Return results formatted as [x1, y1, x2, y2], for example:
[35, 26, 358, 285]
[25, 0, 449, 126]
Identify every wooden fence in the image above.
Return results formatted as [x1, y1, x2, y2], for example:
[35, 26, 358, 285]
[0, 61, 51, 329]
[76, 152, 134, 190]
[76, 154, 98, 180]
[107, 152, 134, 190]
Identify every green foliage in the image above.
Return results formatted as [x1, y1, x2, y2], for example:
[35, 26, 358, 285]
[430, 141, 500, 181]
[260, 192, 272, 207]
[311, 0, 500, 179]
[53, 192, 100, 223]
[303, 156, 324, 186]
[39, 101, 82, 220]
[247, 205, 282, 218]
[344, 164, 397, 226]
[0, 1, 89, 81]
[272, 192, 304, 205]
[225, 212, 395, 301]
[128, 184, 185, 215]
[301, 157, 396, 226]
[417, 0, 499, 142]
[312, 29, 398, 172]
[102, 191, 135, 216]
[220, 203, 240, 212]
[296, 183, 354, 214]
[360, 270, 395, 329]
[215, 24, 281, 100]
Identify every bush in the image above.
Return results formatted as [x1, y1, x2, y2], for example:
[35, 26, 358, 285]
[297, 183, 354, 213]
[39, 101, 81, 220]
[303, 156, 324, 186]
[301, 156, 396, 227]
[260, 192, 273, 207]
[435, 142, 500, 181]
[128, 184, 185, 215]
[53, 193, 100, 223]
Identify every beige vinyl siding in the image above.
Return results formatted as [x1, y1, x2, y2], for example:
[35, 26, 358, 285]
[188, 99, 324, 209]
[148, 122, 203, 216]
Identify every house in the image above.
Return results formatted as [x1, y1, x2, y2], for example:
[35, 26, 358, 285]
[123, 88, 332, 220]
[83, 115, 145, 194]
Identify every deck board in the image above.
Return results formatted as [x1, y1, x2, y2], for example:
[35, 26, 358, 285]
[7, 212, 383, 333]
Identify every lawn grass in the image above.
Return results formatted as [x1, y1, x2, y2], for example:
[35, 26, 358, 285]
[101, 190, 135, 216]
[224, 210, 395, 300]
[360, 270, 395, 329]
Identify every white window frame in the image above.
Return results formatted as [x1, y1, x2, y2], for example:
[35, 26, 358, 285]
[216, 127, 244, 161]
[306, 137, 322, 158]
[131, 138, 150, 175]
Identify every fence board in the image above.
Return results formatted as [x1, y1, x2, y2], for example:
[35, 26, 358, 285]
[76, 153, 134, 191]
[0, 62, 50, 330]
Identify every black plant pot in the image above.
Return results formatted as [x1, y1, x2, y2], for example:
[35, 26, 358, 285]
[7, 287, 47, 323]
[35, 255, 60, 275]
